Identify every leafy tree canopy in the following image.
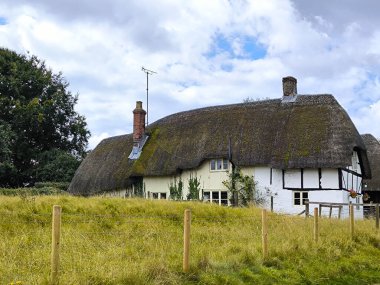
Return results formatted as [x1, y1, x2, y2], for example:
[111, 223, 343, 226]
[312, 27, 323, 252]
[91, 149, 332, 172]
[0, 48, 90, 186]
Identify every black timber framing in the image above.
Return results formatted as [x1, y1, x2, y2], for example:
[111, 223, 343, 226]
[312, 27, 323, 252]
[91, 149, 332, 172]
[283, 168, 361, 191]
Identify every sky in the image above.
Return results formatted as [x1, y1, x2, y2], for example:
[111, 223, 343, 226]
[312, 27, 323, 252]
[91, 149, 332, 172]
[1, 0, 380, 149]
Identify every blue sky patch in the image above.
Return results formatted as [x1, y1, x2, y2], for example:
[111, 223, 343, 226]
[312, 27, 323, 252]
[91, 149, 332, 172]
[0, 17, 8, 25]
[206, 32, 267, 62]
[204, 33, 231, 58]
[242, 37, 267, 59]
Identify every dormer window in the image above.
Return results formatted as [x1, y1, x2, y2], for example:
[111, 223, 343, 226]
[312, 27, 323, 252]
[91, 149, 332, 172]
[210, 159, 229, 171]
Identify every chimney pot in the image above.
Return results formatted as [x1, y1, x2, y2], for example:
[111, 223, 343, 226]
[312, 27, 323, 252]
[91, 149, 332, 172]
[282, 76, 297, 97]
[136, 101, 143, 109]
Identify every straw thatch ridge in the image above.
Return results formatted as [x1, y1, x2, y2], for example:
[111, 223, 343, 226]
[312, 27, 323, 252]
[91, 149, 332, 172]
[69, 94, 371, 196]
[362, 134, 380, 191]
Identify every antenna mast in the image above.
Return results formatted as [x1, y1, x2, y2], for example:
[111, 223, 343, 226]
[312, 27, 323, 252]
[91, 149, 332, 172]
[141, 66, 156, 126]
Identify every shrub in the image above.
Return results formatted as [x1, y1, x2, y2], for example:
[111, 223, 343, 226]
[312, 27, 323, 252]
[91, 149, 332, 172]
[169, 177, 183, 200]
[187, 173, 201, 200]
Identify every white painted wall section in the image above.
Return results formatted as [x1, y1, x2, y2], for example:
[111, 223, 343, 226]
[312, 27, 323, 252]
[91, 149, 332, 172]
[137, 150, 365, 218]
[303, 169, 319, 188]
[321, 169, 340, 189]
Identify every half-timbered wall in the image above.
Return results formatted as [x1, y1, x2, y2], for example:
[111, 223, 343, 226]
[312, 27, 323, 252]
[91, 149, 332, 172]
[110, 151, 363, 218]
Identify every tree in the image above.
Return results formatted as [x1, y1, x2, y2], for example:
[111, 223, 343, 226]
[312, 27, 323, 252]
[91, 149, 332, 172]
[0, 120, 17, 186]
[222, 167, 265, 206]
[0, 48, 90, 186]
[33, 149, 81, 182]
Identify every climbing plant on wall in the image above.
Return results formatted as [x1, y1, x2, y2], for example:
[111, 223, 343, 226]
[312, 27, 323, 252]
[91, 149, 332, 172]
[169, 177, 183, 200]
[223, 167, 265, 206]
[187, 173, 201, 200]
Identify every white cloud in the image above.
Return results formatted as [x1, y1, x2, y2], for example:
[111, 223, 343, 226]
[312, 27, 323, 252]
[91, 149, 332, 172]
[353, 100, 380, 139]
[88, 132, 111, 150]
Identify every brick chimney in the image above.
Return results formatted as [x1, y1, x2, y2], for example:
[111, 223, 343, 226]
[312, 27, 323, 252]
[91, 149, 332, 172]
[282, 76, 297, 97]
[133, 101, 146, 142]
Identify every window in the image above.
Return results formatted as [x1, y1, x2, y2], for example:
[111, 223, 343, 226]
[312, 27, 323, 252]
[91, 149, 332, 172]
[293, 191, 308, 206]
[341, 168, 362, 192]
[203, 191, 229, 205]
[217, 160, 222, 170]
[223, 159, 228, 170]
[212, 191, 219, 203]
[152, 192, 167, 200]
[220, 191, 228, 205]
[210, 159, 229, 171]
[351, 151, 360, 172]
[204, 191, 210, 202]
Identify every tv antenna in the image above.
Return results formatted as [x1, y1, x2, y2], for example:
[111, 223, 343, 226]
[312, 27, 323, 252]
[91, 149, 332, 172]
[141, 66, 156, 126]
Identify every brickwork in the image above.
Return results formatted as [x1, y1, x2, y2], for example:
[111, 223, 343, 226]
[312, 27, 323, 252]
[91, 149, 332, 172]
[133, 101, 146, 142]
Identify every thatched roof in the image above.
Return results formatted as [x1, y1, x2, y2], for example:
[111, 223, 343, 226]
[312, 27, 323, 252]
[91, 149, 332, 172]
[69, 94, 371, 196]
[362, 134, 380, 191]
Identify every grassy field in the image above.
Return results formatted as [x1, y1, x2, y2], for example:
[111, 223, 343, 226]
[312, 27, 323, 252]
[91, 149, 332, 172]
[0, 195, 380, 284]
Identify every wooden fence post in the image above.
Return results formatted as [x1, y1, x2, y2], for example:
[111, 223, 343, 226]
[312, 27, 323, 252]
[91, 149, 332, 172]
[270, 196, 274, 213]
[338, 206, 342, 220]
[314, 207, 318, 243]
[350, 204, 354, 240]
[262, 209, 268, 259]
[183, 209, 191, 273]
[51, 205, 61, 285]
[376, 204, 379, 230]
[329, 206, 332, 219]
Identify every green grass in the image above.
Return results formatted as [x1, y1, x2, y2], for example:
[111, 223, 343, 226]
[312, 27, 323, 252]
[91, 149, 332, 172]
[0, 195, 380, 284]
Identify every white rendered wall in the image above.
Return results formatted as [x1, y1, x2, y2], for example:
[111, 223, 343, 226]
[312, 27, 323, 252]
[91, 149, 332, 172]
[143, 176, 171, 199]
[284, 169, 301, 188]
[240, 166, 272, 208]
[141, 152, 363, 218]
[283, 168, 341, 190]
[321, 169, 340, 189]
[303, 169, 319, 188]
[246, 166, 362, 219]
[143, 159, 231, 200]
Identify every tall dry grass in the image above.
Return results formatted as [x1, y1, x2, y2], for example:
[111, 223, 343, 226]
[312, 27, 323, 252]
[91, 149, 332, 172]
[0, 195, 380, 284]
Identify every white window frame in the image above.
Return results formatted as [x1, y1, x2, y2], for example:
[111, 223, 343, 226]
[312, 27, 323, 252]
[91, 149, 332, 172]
[203, 190, 229, 205]
[293, 191, 308, 206]
[152, 192, 167, 200]
[210, 159, 229, 172]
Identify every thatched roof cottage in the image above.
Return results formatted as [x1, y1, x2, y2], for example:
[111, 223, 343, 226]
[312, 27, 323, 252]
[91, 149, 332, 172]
[69, 77, 372, 216]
